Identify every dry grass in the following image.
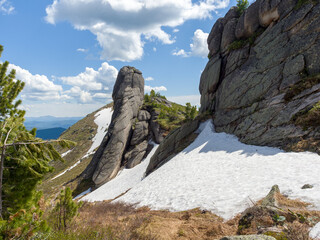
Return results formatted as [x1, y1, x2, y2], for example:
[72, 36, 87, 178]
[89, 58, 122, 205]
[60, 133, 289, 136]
[47, 201, 238, 240]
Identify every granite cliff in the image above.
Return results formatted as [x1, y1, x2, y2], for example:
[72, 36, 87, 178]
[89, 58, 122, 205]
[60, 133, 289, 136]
[200, 0, 320, 151]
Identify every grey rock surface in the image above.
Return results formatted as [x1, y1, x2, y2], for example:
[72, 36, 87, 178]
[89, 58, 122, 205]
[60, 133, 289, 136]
[208, 18, 224, 56]
[124, 140, 149, 168]
[82, 66, 145, 187]
[200, 1, 320, 150]
[130, 121, 149, 146]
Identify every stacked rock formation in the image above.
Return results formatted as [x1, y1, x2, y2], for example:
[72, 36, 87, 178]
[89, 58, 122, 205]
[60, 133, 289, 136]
[82, 66, 178, 187]
[200, 0, 320, 150]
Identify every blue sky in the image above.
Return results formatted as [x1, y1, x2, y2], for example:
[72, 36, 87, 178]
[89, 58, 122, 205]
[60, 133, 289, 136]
[0, 0, 243, 117]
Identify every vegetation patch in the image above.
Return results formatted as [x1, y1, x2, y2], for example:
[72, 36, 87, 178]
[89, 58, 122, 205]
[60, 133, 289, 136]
[228, 28, 265, 51]
[292, 101, 320, 129]
[144, 90, 198, 132]
[284, 73, 320, 102]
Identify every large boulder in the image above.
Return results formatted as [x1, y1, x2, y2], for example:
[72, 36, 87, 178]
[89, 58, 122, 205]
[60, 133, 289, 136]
[236, 0, 260, 39]
[82, 66, 144, 187]
[208, 18, 224, 57]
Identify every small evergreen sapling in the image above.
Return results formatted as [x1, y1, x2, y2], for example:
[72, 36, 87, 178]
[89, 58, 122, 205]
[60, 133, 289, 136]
[51, 187, 81, 231]
[236, 0, 249, 14]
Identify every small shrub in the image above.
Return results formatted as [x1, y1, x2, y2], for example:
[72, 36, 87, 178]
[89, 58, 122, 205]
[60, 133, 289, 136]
[236, 0, 249, 15]
[50, 187, 82, 231]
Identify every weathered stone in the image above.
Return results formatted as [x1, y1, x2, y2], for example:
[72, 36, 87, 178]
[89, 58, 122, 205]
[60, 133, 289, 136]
[283, 55, 305, 78]
[235, 13, 246, 39]
[220, 235, 276, 240]
[146, 119, 199, 175]
[150, 111, 165, 144]
[261, 185, 280, 207]
[222, 7, 239, 25]
[199, 55, 222, 95]
[243, 0, 261, 38]
[131, 121, 149, 146]
[82, 66, 144, 187]
[208, 18, 224, 56]
[138, 110, 151, 121]
[201, 1, 320, 151]
[259, 0, 281, 27]
[124, 140, 148, 168]
[221, 18, 238, 51]
[301, 184, 313, 189]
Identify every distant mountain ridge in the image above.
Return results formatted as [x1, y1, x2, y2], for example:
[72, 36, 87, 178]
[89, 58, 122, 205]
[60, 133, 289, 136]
[25, 116, 82, 130]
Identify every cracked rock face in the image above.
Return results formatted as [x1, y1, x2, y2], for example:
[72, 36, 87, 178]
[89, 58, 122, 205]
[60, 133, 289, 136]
[82, 66, 145, 187]
[201, 1, 320, 151]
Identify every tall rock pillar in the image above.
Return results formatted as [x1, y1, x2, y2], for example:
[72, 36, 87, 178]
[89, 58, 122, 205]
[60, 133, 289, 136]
[82, 66, 144, 187]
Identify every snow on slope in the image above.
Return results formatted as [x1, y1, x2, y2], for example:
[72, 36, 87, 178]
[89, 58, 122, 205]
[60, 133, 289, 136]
[83, 120, 320, 220]
[83, 143, 158, 202]
[310, 222, 320, 239]
[52, 107, 113, 180]
[82, 107, 113, 159]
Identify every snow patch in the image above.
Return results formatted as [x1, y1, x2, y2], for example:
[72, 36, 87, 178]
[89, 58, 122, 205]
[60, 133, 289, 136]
[310, 222, 320, 239]
[52, 107, 113, 181]
[83, 143, 158, 202]
[82, 107, 113, 159]
[61, 149, 73, 157]
[74, 188, 92, 200]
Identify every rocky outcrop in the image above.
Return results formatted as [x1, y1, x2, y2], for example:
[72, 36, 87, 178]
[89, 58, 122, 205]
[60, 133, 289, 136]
[82, 66, 144, 187]
[201, 0, 320, 151]
[81, 66, 185, 187]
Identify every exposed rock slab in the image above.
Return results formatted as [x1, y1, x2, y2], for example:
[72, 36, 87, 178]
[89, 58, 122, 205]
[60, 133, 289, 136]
[202, 1, 320, 151]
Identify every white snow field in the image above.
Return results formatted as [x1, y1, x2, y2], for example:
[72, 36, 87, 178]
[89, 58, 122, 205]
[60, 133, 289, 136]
[83, 120, 320, 220]
[82, 143, 158, 202]
[52, 107, 113, 180]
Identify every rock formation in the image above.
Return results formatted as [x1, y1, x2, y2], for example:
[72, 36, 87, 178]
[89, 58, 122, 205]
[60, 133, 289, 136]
[82, 66, 144, 186]
[81, 66, 184, 187]
[200, 0, 320, 151]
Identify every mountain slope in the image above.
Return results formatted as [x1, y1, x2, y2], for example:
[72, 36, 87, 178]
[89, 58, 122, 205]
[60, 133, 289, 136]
[40, 103, 113, 196]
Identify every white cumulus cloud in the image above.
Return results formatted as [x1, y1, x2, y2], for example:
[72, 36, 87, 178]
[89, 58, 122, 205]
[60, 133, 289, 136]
[45, 0, 229, 61]
[61, 62, 118, 103]
[145, 77, 154, 81]
[145, 85, 167, 92]
[0, 0, 14, 14]
[8, 64, 69, 101]
[173, 29, 209, 58]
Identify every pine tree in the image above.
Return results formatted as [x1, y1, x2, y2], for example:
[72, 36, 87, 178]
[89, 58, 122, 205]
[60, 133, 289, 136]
[0, 45, 75, 238]
[51, 187, 81, 231]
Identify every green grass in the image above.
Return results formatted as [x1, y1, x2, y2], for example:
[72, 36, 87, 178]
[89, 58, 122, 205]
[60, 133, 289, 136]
[144, 93, 197, 132]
